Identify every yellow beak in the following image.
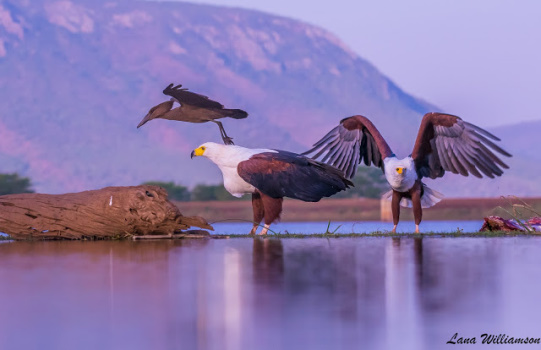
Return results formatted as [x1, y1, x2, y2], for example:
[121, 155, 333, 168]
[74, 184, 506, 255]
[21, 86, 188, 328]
[191, 146, 205, 159]
[396, 167, 404, 174]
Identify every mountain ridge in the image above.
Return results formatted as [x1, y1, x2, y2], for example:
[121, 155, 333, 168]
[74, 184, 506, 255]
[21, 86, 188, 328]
[0, 0, 537, 198]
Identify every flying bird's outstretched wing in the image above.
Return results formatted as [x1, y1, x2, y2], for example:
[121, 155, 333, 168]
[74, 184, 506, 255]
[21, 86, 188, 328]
[303, 115, 394, 179]
[238, 151, 353, 202]
[163, 83, 224, 109]
[411, 112, 511, 179]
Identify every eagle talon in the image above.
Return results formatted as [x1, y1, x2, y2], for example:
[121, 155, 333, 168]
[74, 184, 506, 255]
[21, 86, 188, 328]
[259, 224, 271, 235]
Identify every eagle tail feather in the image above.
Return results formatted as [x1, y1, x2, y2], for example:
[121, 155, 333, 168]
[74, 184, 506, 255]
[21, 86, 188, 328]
[382, 184, 444, 209]
[420, 184, 444, 208]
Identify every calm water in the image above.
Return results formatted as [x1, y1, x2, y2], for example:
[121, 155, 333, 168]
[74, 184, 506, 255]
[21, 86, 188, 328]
[210, 220, 482, 235]
[1, 233, 541, 350]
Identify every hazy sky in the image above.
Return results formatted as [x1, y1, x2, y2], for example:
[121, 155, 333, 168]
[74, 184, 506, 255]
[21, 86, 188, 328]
[157, 0, 541, 127]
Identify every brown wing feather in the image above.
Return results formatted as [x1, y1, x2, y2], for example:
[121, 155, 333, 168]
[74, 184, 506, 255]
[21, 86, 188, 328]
[411, 112, 511, 179]
[163, 83, 224, 109]
[303, 115, 394, 179]
[237, 151, 353, 202]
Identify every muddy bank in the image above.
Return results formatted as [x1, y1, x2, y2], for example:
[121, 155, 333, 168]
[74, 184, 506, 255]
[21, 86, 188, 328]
[175, 197, 541, 222]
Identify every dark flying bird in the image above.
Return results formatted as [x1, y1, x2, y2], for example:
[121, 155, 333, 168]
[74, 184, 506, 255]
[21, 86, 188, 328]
[191, 142, 353, 235]
[303, 113, 512, 233]
[137, 83, 248, 145]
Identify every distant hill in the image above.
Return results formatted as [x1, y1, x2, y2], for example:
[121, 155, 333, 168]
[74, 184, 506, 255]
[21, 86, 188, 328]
[0, 0, 538, 198]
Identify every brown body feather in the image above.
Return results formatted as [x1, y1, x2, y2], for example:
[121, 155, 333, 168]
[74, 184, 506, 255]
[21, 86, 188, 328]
[238, 150, 353, 234]
[392, 180, 424, 226]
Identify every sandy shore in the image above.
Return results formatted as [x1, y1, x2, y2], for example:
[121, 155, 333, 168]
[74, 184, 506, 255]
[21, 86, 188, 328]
[174, 197, 541, 223]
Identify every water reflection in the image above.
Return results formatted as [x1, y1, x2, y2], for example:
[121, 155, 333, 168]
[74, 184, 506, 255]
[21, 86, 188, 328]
[0, 237, 540, 350]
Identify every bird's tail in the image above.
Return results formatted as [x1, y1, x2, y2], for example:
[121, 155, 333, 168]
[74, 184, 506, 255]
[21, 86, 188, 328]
[382, 183, 444, 209]
[224, 109, 248, 119]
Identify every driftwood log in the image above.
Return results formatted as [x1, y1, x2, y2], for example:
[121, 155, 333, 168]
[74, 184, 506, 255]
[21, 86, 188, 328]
[0, 185, 213, 240]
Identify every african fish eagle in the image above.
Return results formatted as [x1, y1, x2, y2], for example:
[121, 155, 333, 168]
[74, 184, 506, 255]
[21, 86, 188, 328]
[191, 142, 353, 235]
[303, 113, 512, 233]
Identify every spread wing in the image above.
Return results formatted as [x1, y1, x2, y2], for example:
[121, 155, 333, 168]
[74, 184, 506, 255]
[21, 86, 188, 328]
[302, 115, 394, 179]
[237, 151, 353, 202]
[411, 112, 512, 179]
[163, 83, 224, 109]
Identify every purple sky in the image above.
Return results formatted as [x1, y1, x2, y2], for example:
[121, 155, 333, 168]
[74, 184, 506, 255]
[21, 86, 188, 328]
[157, 0, 541, 128]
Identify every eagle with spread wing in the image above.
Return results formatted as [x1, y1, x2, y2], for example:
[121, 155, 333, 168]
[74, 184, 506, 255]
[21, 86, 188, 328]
[303, 113, 512, 233]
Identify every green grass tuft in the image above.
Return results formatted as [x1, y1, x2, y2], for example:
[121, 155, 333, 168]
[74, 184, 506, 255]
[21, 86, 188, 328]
[212, 231, 540, 239]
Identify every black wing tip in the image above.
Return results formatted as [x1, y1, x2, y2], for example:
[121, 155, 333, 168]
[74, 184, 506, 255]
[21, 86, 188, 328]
[339, 116, 354, 124]
[501, 150, 512, 158]
[163, 83, 187, 95]
[425, 111, 462, 119]
[229, 109, 248, 119]
[464, 121, 502, 141]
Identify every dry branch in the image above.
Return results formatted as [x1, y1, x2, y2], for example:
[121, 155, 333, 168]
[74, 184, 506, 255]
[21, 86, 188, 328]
[0, 185, 213, 240]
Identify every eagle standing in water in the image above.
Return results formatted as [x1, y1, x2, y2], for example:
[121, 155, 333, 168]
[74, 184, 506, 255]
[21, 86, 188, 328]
[304, 113, 511, 233]
[137, 83, 248, 145]
[191, 142, 353, 235]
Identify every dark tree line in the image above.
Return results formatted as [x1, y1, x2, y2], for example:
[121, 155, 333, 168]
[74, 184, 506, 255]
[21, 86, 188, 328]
[0, 173, 34, 195]
[0, 168, 387, 201]
[144, 167, 388, 201]
[142, 181, 248, 201]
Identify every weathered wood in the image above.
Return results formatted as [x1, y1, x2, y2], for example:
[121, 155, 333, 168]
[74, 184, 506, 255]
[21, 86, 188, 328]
[0, 185, 213, 240]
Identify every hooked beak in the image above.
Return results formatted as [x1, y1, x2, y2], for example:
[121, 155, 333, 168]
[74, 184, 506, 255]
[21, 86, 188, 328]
[396, 167, 404, 174]
[137, 113, 152, 128]
[191, 146, 205, 159]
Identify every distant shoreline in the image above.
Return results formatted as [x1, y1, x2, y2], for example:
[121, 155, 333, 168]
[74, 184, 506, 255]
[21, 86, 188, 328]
[175, 197, 541, 223]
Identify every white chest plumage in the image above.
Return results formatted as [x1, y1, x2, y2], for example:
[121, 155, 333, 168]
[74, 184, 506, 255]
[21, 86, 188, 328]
[204, 144, 277, 198]
[219, 164, 255, 197]
[383, 156, 418, 192]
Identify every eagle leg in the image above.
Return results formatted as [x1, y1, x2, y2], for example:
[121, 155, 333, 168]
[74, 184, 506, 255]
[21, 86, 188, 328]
[250, 192, 265, 235]
[259, 192, 284, 235]
[260, 224, 271, 236]
[211, 120, 234, 145]
[391, 190, 401, 233]
[411, 184, 423, 234]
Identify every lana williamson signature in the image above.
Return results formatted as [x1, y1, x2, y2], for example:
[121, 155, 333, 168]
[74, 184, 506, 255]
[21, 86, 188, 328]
[447, 333, 541, 345]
